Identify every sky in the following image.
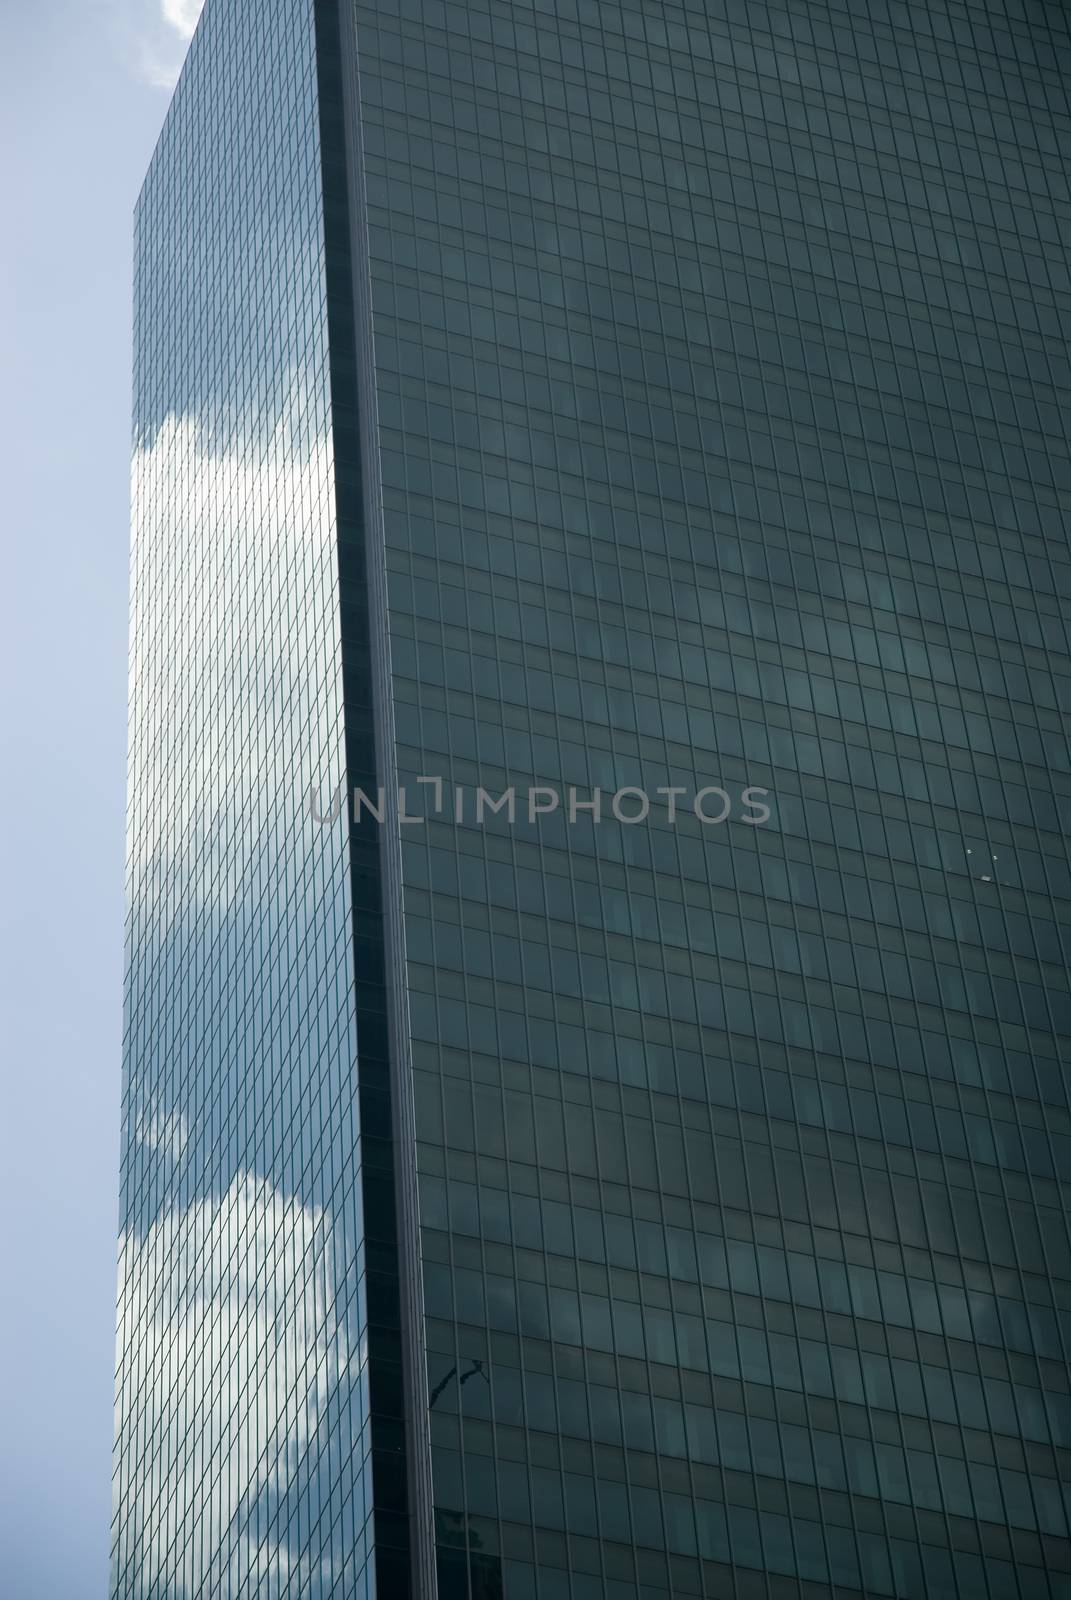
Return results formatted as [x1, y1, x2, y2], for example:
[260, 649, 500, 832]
[0, 3, 203, 1596]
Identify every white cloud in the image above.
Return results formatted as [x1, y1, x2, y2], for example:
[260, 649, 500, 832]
[127, 413, 346, 913]
[135, 1102, 188, 1162]
[104, 0, 206, 90]
[114, 1173, 353, 1596]
[162, 0, 205, 40]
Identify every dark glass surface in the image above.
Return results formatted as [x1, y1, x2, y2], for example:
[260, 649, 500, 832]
[351, 0, 1071, 1594]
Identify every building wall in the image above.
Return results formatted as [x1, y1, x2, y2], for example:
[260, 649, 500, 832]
[115, 1, 376, 1595]
[350, 0, 1071, 1595]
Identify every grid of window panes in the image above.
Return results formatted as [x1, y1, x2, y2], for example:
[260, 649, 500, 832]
[353, 0, 1071, 1595]
[113, 2, 374, 1596]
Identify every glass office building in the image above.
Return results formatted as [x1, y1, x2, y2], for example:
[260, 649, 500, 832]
[114, 0, 1071, 1597]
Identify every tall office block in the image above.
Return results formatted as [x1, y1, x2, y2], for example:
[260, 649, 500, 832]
[115, 0, 1071, 1597]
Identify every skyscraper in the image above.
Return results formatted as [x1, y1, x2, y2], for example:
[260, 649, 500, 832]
[114, 0, 1071, 1596]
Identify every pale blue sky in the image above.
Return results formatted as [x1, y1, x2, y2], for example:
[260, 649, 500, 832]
[1, 3, 203, 1595]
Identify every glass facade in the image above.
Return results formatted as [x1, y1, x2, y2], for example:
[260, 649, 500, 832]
[114, 2, 379, 1595]
[117, 1, 1071, 1598]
